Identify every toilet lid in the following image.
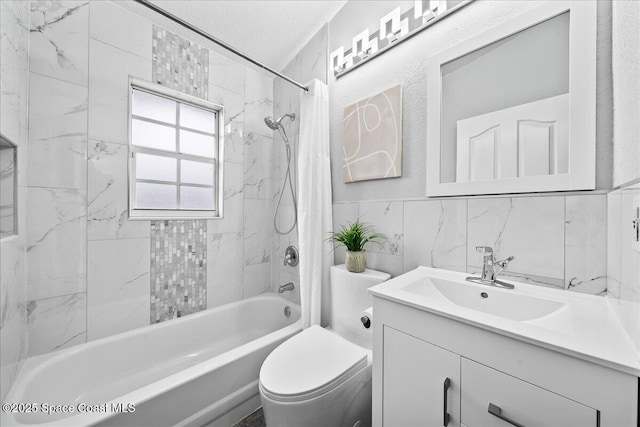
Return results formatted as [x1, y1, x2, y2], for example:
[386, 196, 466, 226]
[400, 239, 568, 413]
[260, 325, 368, 402]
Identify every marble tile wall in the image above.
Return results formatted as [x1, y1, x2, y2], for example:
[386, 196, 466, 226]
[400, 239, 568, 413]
[607, 182, 640, 352]
[0, 0, 30, 402]
[26, 0, 89, 357]
[271, 25, 328, 305]
[333, 193, 608, 295]
[244, 68, 275, 299]
[23, 0, 274, 352]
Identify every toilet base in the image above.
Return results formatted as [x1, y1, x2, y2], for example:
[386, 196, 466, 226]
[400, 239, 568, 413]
[259, 365, 372, 427]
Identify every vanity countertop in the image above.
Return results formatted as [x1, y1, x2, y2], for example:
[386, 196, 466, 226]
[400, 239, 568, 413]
[369, 266, 640, 377]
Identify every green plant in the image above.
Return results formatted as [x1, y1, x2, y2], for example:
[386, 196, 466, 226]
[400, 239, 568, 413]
[327, 219, 386, 252]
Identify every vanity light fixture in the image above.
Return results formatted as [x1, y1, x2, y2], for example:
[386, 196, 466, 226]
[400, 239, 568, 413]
[353, 29, 378, 61]
[380, 8, 408, 44]
[330, 0, 473, 78]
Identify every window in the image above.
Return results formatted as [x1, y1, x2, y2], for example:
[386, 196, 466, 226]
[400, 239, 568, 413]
[128, 79, 224, 219]
[0, 133, 17, 240]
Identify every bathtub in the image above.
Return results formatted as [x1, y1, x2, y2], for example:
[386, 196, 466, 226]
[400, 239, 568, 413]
[1, 293, 301, 427]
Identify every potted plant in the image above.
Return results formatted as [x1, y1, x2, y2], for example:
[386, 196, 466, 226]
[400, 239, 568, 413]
[328, 220, 385, 273]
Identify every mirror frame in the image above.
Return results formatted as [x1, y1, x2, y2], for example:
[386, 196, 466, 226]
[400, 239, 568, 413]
[426, 1, 597, 197]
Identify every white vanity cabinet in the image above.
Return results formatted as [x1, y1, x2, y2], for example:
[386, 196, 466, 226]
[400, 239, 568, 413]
[372, 297, 638, 427]
[383, 326, 460, 427]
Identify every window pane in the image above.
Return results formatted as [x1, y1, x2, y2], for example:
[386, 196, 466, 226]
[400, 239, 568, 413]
[180, 186, 214, 210]
[180, 103, 216, 133]
[181, 160, 214, 185]
[136, 182, 177, 209]
[180, 130, 215, 158]
[132, 119, 176, 152]
[136, 153, 177, 182]
[132, 89, 176, 124]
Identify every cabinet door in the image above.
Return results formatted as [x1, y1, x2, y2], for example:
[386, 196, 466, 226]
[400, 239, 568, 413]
[383, 326, 461, 427]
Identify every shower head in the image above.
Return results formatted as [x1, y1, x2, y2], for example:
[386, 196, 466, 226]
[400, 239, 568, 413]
[264, 113, 296, 130]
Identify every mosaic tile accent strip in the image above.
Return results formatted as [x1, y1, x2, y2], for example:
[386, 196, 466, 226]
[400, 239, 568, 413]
[152, 24, 209, 99]
[150, 220, 207, 323]
[150, 26, 210, 321]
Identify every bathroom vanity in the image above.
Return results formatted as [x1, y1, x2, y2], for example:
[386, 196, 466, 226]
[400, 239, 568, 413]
[369, 267, 639, 427]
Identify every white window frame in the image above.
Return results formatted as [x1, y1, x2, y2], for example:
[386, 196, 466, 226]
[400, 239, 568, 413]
[128, 78, 224, 220]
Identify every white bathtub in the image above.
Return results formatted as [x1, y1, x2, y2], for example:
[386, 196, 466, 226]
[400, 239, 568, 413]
[1, 293, 301, 427]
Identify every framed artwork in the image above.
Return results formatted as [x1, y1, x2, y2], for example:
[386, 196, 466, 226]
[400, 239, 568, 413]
[343, 84, 402, 183]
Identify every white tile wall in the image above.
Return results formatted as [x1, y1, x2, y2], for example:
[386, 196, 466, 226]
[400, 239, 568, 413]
[27, 293, 86, 356]
[403, 199, 467, 273]
[207, 233, 244, 309]
[87, 238, 150, 340]
[27, 0, 89, 356]
[243, 263, 272, 298]
[208, 162, 244, 234]
[87, 140, 149, 240]
[87, 39, 152, 145]
[244, 199, 272, 267]
[607, 192, 623, 298]
[27, 188, 86, 301]
[467, 196, 565, 287]
[359, 201, 404, 256]
[27, 73, 87, 189]
[607, 182, 640, 355]
[30, 1, 89, 86]
[89, 1, 152, 60]
[245, 68, 275, 137]
[333, 193, 609, 297]
[565, 196, 607, 294]
[208, 83, 245, 164]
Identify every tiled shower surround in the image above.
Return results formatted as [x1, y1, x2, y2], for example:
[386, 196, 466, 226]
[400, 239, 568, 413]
[150, 26, 209, 321]
[22, 0, 274, 355]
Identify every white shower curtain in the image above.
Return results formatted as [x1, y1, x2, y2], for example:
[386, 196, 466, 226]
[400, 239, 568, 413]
[298, 79, 333, 329]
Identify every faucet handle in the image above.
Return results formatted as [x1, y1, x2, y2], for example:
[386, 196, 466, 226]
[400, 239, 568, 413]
[496, 256, 515, 267]
[476, 246, 493, 255]
[495, 256, 515, 275]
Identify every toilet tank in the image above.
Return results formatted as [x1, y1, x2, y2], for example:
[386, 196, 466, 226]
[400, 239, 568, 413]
[329, 265, 390, 349]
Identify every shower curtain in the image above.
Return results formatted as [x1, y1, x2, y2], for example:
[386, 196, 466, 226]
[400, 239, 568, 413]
[298, 79, 333, 328]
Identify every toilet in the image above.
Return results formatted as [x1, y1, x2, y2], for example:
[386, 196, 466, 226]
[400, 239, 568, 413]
[259, 265, 390, 427]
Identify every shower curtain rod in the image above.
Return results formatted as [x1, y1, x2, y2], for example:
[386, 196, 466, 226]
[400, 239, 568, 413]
[132, 0, 309, 92]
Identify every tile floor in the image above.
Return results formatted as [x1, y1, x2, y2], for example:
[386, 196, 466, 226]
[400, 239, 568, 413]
[232, 407, 266, 427]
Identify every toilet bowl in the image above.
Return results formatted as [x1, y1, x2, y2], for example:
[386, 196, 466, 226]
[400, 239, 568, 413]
[259, 265, 390, 427]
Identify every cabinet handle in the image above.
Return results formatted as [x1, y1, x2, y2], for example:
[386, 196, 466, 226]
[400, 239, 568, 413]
[488, 403, 525, 427]
[443, 377, 451, 426]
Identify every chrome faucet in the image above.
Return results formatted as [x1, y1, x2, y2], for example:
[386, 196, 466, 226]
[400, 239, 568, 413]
[278, 282, 295, 293]
[467, 246, 515, 289]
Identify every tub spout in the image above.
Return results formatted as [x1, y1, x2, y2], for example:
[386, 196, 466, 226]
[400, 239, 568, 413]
[278, 282, 295, 293]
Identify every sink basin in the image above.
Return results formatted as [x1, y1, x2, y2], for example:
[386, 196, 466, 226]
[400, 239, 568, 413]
[368, 266, 640, 377]
[402, 277, 567, 321]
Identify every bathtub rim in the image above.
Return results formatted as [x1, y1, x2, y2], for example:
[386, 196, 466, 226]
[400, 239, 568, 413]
[2, 293, 302, 427]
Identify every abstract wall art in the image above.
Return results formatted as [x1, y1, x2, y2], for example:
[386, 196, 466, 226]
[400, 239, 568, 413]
[343, 84, 402, 183]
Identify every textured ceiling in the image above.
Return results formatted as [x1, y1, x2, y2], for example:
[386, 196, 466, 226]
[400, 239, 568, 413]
[147, 0, 347, 72]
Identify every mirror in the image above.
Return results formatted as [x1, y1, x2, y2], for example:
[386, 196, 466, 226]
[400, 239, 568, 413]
[427, 1, 597, 196]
